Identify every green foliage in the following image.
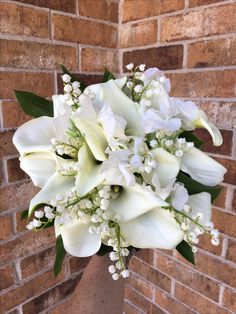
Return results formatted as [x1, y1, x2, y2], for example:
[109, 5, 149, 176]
[177, 172, 221, 202]
[176, 240, 195, 265]
[21, 209, 29, 221]
[54, 235, 66, 277]
[102, 68, 115, 82]
[96, 243, 113, 256]
[60, 65, 87, 91]
[179, 131, 204, 149]
[14, 90, 53, 118]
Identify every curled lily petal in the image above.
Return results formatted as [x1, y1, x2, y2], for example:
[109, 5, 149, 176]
[181, 147, 227, 186]
[20, 152, 57, 188]
[188, 192, 212, 225]
[193, 110, 223, 146]
[75, 144, 104, 196]
[143, 148, 181, 188]
[74, 95, 107, 161]
[119, 208, 183, 249]
[107, 184, 168, 222]
[29, 172, 75, 216]
[55, 219, 101, 257]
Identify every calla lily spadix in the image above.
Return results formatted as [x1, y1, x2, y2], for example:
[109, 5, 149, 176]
[13, 65, 227, 280]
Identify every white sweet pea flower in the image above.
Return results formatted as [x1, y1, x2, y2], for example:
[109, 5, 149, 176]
[181, 147, 227, 186]
[193, 110, 223, 146]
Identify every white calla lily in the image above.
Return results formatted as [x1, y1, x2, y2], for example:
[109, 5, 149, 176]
[74, 94, 107, 161]
[107, 184, 168, 222]
[55, 218, 101, 257]
[193, 110, 223, 146]
[188, 192, 212, 224]
[181, 147, 227, 186]
[119, 208, 183, 249]
[75, 144, 104, 196]
[143, 148, 181, 187]
[86, 79, 144, 136]
[171, 184, 189, 211]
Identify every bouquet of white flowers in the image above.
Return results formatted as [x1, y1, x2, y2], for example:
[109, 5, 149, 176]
[13, 64, 226, 280]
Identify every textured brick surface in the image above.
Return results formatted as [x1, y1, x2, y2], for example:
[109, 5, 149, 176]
[53, 14, 117, 48]
[0, 2, 50, 38]
[161, 3, 236, 42]
[122, 0, 184, 22]
[227, 239, 236, 264]
[1, 101, 31, 129]
[79, 0, 118, 22]
[223, 288, 236, 313]
[189, 0, 224, 7]
[0, 266, 15, 291]
[7, 158, 29, 182]
[16, 0, 76, 13]
[123, 45, 183, 70]
[120, 20, 157, 48]
[0, 215, 13, 241]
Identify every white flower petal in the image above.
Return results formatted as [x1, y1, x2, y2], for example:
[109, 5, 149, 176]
[74, 95, 107, 161]
[108, 184, 168, 222]
[194, 110, 223, 146]
[181, 147, 227, 186]
[20, 152, 56, 188]
[188, 192, 212, 224]
[120, 208, 183, 249]
[171, 184, 189, 211]
[86, 79, 144, 136]
[76, 144, 104, 196]
[143, 148, 181, 187]
[29, 172, 75, 216]
[52, 94, 72, 118]
[56, 219, 101, 257]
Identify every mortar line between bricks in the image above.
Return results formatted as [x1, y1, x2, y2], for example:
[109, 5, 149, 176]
[120, 32, 236, 51]
[0, 0, 49, 12]
[219, 285, 226, 305]
[185, 0, 189, 8]
[134, 252, 236, 293]
[121, 0, 235, 25]
[123, 299, 146, 314]
[80, 43, 117, 52]
[231, 131, 236, 158]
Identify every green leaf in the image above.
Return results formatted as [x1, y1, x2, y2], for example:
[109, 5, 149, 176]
[60, 65, 87, 91]
[21, 210, 28, 221]
[176, 240, 195, 265]
[179, 131, 203, 149]
[14, 90, 53, 118]
[54, 235, 66, 277]
[96, 243, 113, 256]
[177, 171, 221, 202]
[102, 68, 115, 82]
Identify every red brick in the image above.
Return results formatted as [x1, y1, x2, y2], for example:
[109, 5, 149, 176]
[0, 228, 54, 265]
[226, 239, 236, 264]
[214, 158, 236, 186]
[0, 266, 15, 290]
[223, 288, 236, 314]
[81, 48, 119, 73]
[0, 39, 77, 70]
[168, 70, 236, 98]
[0, 215, 13, 241]
[189, 0, 224, 7]
[21, 247, 55, 278]
[197, 233, 223, 256]
[127, 273, 153, 299]
[22, 275, 82, 314]
[193, 251, 236, 289]
[149, 304, 167, 314]
[79, 0, 118, 23]
[155, 288, 195, 314]
[175, 283, 232, 314]
[17, 0, 76, 13]
[135, 249, 155, 266]
[155, 252, 220, 301]
[53, 14, 117, 48]
[0, 71, 54, 99]
[212, 208, 236, 238]
[123, 45, 183, 71]
[125, 286, 152, 313]
[130, 257, 171, 293]
[122, 0, 184, 22]
[2, 101, 31, 129]
[120, 20, 157, 48]
[193, 129, 233, 156]
[233, 190, 236, 213]
[0, 267, 64, 313]
[7, 158, 29, 183]
[69, 257, 90, 274]
[0, 181, 39, 213]
[0, 2, 50, 38]
[161, 3, 236, 42]
[124, 301, 143, 314]
[216, 102, 236, 130]
[188, 38, 236, 68]
[213, 186, 227, 209]
[0, 131, 18, 158]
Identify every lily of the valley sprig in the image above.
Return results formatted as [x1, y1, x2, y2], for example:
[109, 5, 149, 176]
[13, 64, 227, 280]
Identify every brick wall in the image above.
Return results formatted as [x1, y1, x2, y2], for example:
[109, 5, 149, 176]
[0, 0, 118, 313]
[120, 1, 236, 314]
[0, 0, 236, 313]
